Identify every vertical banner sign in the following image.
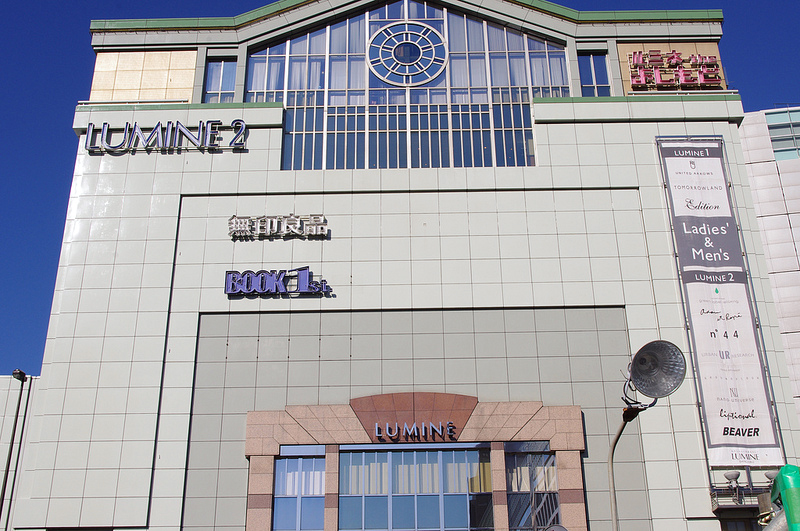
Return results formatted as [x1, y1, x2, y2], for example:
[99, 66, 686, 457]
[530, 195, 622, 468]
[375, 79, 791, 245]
[659, 138, 783, 467]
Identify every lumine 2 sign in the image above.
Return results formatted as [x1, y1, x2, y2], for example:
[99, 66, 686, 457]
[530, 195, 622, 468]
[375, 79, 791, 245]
[85, 119, 247, 153]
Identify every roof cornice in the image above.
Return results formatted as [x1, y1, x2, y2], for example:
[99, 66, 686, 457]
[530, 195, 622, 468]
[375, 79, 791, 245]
[89, 0, 723, 33]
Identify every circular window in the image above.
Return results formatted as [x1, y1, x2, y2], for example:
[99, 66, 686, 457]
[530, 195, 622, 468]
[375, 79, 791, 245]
[393, 42, 422, 65]
[368, 22, 447, 86]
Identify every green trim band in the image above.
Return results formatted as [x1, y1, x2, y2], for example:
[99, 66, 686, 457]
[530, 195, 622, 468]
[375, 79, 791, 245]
[90, 0, 723, 32]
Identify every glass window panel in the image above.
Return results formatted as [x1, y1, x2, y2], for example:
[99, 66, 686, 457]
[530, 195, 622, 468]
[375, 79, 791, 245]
[451, 55, 469, 87]
[329, 57, 347, 89]
[597, 85, 611, 97]
[506, 29, 524, 51]
[308, 57, 325, 89]
[248, 56, 266, 93]
[549, 53, 567, 86]
[308, 29, 326, 54]
[533, 492, 560, 528]
[471, 88, 488, 103]
[469, 54, 487, 87]
[527, 36, 545, 51]
[439, 131, 450, 166]
[578, 54, 593, 85]
[514, 129, 525, 166]
[593, 54, 609, 84]
[349, 15, 365, 53]
[365, 452, 389, 494]
[290, 34, 308, 55]
[349, 56, 365, 88]
[443, 452, 462, 493]
[289, 57, 308, 90]
[428, 4, 443, 18]
[418, 495, 440, 528]
[393, 452, 415, 494]
[393, 495, 416, 529]
[769, 124, 793, 137]
[420, 130, 430, 167]
[490, 54, 509, 86]
[419, 451, 440, 494]
[387, 0, 403, 19]
[339, 497, 362, 529]
[443, 494, 469, 528]
[409, 0, 424, 19]
[330, 21, 347, 54]
[273, 497, 298, 530]
[466, 18, 484, 51]
[487, 25, 506, 51]
[494, 130, 505, 167]
[314, 132, 324, 169]
[469, 493, 494, 530]
[775, 149, 800, 161]
[335, 132, 346, 168]
[448, 13, 467, 52]
[356, 132, 366, 168]
[507, 455, 529, 492]
[364, 496, 388, 529]
[302, 457, 325, 495]
[524, 129, 534, 165]
[581, 86, 595, 97]
[506, 492, 532, 529]
[399, 131, 408, 166]
[267, 57, 285, 90]
[508, 53, 526, 86]
[285, 458, 302, 495]
[529, 54, 549, 87]
[300, 497, 324, 530]
[221, 62, 236, 92]
[205, 61, 221, 92]
[772, 137, 797, 150]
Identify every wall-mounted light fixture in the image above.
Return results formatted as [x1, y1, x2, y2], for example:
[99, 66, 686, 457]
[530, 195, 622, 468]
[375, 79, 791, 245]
[608, 341, 687, 531]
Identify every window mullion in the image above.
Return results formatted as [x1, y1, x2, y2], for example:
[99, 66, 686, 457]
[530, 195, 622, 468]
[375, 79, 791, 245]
[438, 451, 445, 531]
[387, 452, 394, 531]
[322, 28, 330, 169]
[482, 21, 495, 167]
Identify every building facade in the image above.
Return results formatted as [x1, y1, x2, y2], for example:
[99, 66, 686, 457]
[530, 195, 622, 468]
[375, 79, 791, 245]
[740, 107, 800, 417]
[7, 2, 800, 531]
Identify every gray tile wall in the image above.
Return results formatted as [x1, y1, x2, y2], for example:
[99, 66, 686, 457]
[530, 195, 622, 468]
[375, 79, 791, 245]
[183, 308, 649, 531]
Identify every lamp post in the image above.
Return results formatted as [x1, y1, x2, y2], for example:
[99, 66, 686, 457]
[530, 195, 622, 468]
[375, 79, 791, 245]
[0, 370, 26, 523]
[608, 341, 686, 531]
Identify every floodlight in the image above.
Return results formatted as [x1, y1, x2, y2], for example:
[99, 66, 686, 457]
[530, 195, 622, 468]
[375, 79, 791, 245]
[623, 340, 686, 408]
[724, 470, 740, 490]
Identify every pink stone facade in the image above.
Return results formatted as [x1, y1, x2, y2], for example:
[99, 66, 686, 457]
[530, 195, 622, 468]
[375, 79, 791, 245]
[245, 393, 587, 531]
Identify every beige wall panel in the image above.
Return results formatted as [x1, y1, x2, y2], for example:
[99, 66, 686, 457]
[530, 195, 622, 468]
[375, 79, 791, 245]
[89, 50, 197, 103]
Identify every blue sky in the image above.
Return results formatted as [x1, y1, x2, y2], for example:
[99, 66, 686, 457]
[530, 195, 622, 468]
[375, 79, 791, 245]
[1, 0, 798, 376]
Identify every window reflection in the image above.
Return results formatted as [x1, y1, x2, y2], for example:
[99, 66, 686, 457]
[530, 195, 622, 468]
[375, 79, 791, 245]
[273, 457, 326, 531]
[578, 52, 611, 97]
[339, 449, 493, 531]
[505, 444, 560, 531]
[203, 59, 236, 103]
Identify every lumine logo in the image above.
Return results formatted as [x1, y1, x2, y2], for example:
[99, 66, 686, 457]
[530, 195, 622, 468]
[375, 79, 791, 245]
[225, 266, 331, 296]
